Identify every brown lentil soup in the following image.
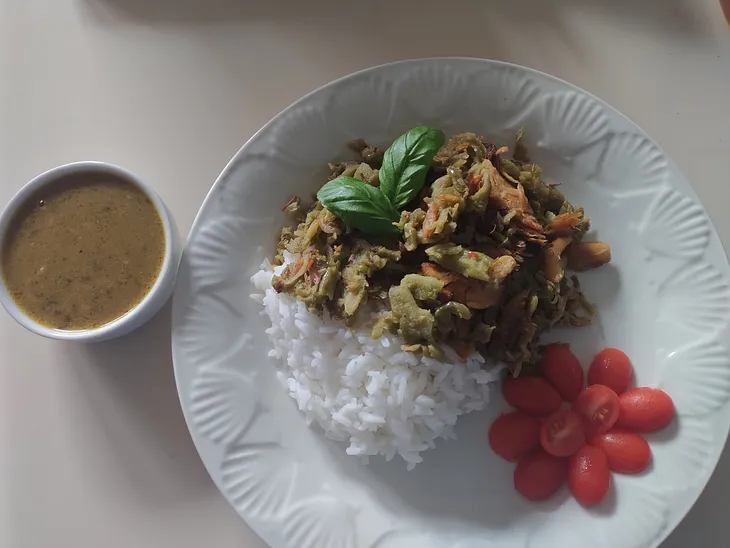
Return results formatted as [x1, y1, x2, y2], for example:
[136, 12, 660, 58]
[2, 172, 165, 330]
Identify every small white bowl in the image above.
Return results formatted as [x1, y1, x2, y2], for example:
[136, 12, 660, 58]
[0, 161, 180, 342]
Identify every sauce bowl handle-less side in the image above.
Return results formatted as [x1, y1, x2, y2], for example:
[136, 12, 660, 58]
[0, 162, 180, 342]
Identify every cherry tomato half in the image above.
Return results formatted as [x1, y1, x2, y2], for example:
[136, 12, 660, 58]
[488, 411, 541, 462]
[573, 385, 620, 437]
[588, 348, 633, 394]
[503, 376, 562, 416]
[540, 343, 584, 402]
[514, 449, 568, 501]
[615, 387, 675, 432]
[590, 429, 652, 474]
[569, 445, 610, 506]
[540, 409, 586, 457]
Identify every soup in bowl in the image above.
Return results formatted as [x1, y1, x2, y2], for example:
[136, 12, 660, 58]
[0, 162, 178, 342]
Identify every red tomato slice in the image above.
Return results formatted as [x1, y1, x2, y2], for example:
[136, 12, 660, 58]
[590, 430, 652, 474]
[588, 348, 633, 394]
[488, 411, 541, 462]
[540, 409, 586, 457]
[540, 343, 584, 402]
[615, 387, 675, 432]
[503, 376, 562, 416]
[573, 385, 620, 437]
[569, 445, 611, 506]
[514, 449, 568, 501]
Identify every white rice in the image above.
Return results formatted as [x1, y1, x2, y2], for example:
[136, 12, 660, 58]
[250, 255, 503, 469]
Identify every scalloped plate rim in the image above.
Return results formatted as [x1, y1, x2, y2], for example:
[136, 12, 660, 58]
[170, 58, 730, 548]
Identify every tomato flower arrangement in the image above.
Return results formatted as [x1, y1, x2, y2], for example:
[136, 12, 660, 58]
[488, 344, 675, 506]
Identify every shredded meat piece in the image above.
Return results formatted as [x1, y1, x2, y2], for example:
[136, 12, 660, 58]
[567, 241, 611, 271]
[546, 212, 583, 237]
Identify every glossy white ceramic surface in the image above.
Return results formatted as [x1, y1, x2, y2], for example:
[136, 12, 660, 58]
[171, 58, 730, 548]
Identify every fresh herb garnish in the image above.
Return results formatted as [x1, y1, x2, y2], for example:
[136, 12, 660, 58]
[317, 176, 401, 236]
[379, 126, 445, 209]
[317, 126, 445, 237]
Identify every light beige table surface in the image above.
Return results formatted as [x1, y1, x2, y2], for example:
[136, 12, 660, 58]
[1, 1, 729, 547]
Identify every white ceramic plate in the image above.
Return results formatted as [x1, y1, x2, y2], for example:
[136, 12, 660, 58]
[171, 59, 730, 548]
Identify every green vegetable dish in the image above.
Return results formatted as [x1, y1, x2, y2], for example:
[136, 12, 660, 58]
[273, 127, 611, 375]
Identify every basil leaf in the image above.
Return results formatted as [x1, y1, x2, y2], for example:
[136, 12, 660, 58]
[317, 176, 401, 236]
[379, 126, 446, 210]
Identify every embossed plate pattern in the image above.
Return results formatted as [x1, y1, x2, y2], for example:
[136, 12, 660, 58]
[171, 59, 730, 548]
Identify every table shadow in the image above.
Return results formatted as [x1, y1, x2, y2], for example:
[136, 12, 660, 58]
[81, 0, 712, 46]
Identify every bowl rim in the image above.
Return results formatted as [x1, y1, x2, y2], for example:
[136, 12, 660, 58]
[0, 161, 175, 341]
